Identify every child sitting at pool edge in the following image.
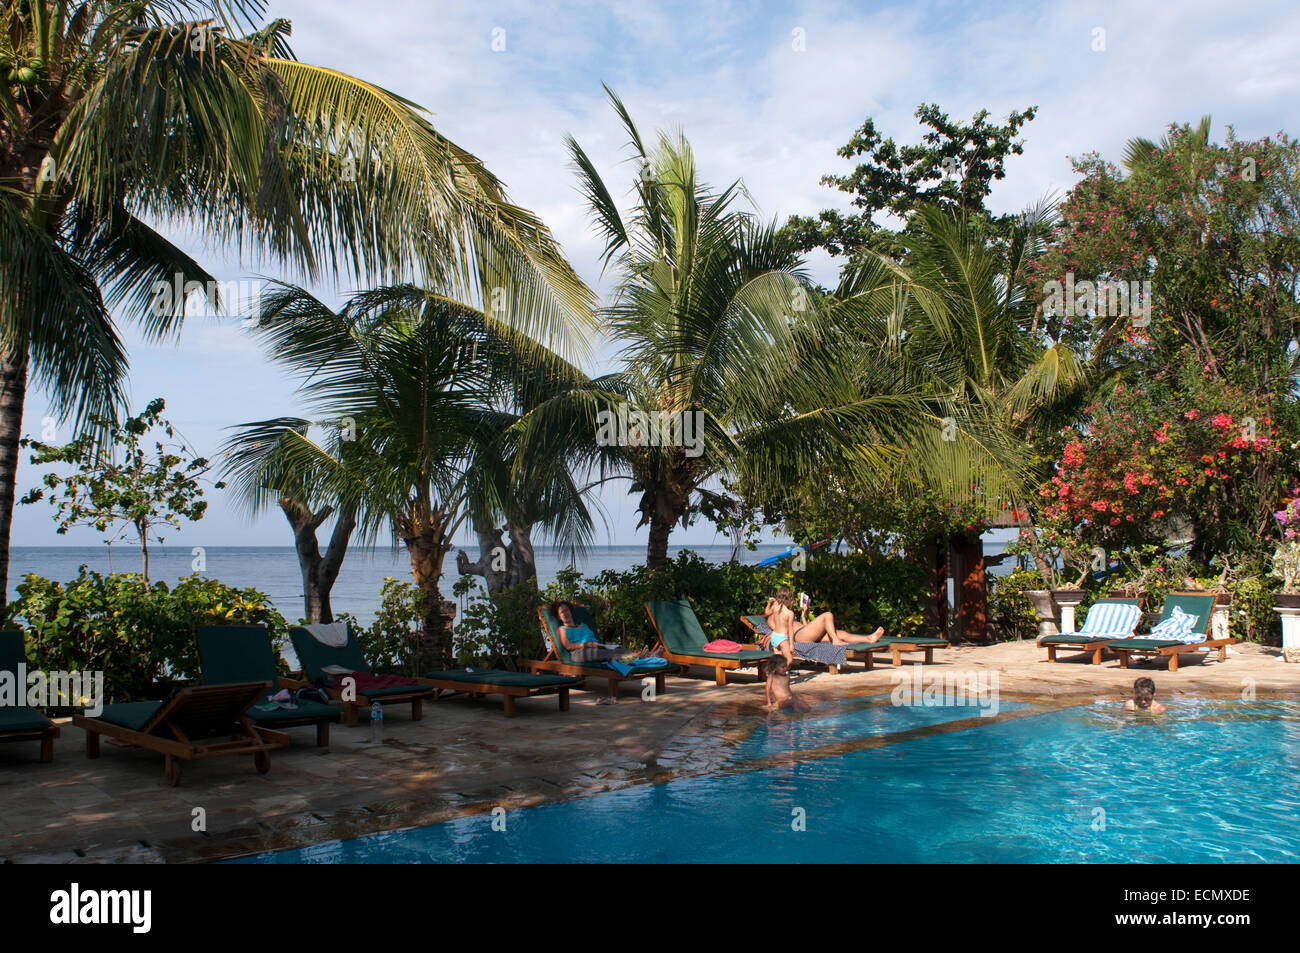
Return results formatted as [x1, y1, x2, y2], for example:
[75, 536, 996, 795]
[1124, 676, 1167, 714]
[764, 656, 809, 712]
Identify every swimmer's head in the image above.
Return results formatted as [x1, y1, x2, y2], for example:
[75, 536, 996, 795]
[1133, 677, 1156, 710]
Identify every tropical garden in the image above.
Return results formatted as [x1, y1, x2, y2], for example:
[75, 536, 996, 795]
[3, 3, 1299, 697]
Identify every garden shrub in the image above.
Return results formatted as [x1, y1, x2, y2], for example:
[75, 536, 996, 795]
[4, 569, 287, 703]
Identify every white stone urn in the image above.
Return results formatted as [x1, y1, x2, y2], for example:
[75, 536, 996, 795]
[1274, 593, 1300, 661]
[1025, 590, 1060, 639]
[1051, 589, 1086, 634]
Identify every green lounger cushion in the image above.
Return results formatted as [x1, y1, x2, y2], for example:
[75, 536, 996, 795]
[288, 625, 373, 679]
[424, 669, 582, 688]
[1105, 638, 1205, 652]
[0, 705, 54, 732]
[95, 700, 164, 733]
[0, 629, 26, 679]
[537, 606, 666, 672]
[1150, 593, 1216, 633]
[1038, 633, 1113, 645]
[245, 699, 340, 724]
[197, 625, 281, 687]
[650, 600, 774, 663]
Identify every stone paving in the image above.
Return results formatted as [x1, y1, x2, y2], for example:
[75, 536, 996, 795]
[0, 638, 1295, 863]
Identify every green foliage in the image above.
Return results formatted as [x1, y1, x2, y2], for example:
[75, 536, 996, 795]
[451, 576, 546, 667]
[985, 567, 1044, 642]
[20, 398, 223, 582]
[4, 570, 287, 703]
[784, 102, 1038, 261]
[351, 578, 426, 677]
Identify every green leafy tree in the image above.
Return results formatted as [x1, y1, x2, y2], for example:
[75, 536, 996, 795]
[20, 396, 221, 582]
[222, 282, 592, 668]
[517, 89, 960, 570]
[784, 103, 1037, 261]
[0, 0, 594, 608]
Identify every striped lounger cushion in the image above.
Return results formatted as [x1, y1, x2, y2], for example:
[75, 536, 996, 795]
[1145, 607, 1203, 643]
[1078, 601, 1142, 637]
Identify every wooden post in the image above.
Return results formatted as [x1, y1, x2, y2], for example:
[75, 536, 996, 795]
[921, 534, 949, 639]
[955, 534, 987, 643]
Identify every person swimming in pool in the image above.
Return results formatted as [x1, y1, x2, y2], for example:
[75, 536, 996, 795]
[551, 601, 654, 664]
[1124, 676, 1167, 714]
[762, 586, 884, 658]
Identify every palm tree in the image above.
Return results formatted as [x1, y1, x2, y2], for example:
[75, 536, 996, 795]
[223, 282, 593, 667]
[513, 89, 968, 570]
[0, 1, 594, 605]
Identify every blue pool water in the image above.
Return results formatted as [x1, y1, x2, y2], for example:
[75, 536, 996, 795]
[228, 700, 1300, 864]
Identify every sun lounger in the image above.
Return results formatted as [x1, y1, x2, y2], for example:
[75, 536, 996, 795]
[1038, 597, 1141, 664]
[288, 624, 434, 726]
[417, 668, 583, 717]
[0, 630, 59, 763]
[197, 625, 339, 746]
[645, 601, 774, 686]
[72, 683, 289, 786]
[741, 614, 947, 670]
[531, 604, 683, 697]
[741, 615, 848, 672]
[1104, 591, 1232, 672]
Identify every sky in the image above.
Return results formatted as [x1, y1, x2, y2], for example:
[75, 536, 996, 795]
[13, 0, 1300, 551]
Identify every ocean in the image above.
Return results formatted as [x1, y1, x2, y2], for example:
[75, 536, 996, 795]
[6, 537, 1017, 627]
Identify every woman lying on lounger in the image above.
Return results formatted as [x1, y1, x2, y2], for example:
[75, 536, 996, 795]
[763, 586, 884, 655]
[552, 601, 655, 664]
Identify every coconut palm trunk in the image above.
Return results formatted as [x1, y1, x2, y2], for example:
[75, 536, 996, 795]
[0, 349, 28, 608]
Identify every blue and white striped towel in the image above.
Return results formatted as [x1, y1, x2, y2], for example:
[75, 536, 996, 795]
[1078, 601, 1142, 637]
[1147, 606, 1203, 643]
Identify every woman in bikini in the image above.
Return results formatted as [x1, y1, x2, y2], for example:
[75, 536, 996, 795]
[764, 586, 884, 651]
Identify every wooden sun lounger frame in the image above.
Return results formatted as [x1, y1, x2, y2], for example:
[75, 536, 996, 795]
[645, 606, 773, 686]
[527, 606, 679, 697]
[741, 616, 946, 672]
[1105, 592, 1235, 672]
[0, 719, 59, 763]
[417, 671, 574, 718]
[1038, 598, 1143, 665]
[71, 683, 289, 786]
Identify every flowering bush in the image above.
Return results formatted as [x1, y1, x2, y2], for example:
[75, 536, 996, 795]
[1271, 496, 1300, 592]
[1038, 377, 1280, 562]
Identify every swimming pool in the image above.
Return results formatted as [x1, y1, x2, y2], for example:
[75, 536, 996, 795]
[228, 699, 1300, 864]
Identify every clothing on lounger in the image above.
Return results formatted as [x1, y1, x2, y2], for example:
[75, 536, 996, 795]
[793, 640, 849, 667]
[569, 642, 627, 662]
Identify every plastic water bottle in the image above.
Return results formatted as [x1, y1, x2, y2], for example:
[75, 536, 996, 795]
[369, 701, 383, 743]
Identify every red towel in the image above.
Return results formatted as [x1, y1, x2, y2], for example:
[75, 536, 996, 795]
[339, 671, 422, 691]
[702, 639, 742, 653]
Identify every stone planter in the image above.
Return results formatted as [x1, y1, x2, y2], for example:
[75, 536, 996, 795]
[1050, 588, 1086, 634]
[1275, 596, 1300, 661]
[1025, 590, 1060, 639]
